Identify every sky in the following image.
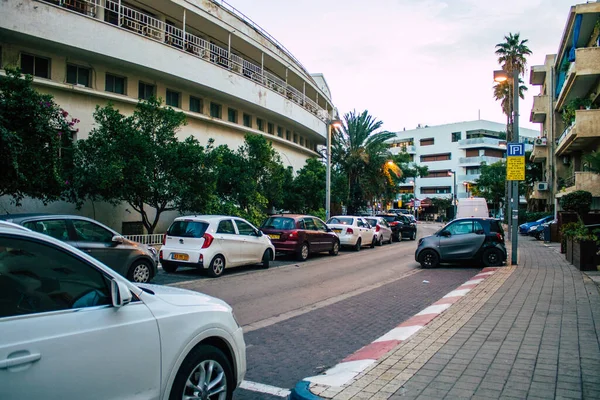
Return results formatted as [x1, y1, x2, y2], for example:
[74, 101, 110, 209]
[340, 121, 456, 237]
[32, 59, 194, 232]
[226, 0, 579, 132]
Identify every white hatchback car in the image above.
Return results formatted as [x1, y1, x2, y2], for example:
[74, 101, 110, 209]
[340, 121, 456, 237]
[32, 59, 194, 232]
[326, 216, 375, 251]
[0, 227, 246, 400]
[160, 215, 275, 277]
[364, 216, 394, 246]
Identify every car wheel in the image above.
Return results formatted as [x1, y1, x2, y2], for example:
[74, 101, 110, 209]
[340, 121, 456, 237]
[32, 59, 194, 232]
[410, 231, 417, 241]
[482, 248, 503, 267]
[297, 242, 309, 261]
[262, 249, 272, 269]
[419, 249, 440, 268]
[370, 236, 376, 248]
[376, 236, 383, 246]
[169, 344, 233, 400]
[354, 238, 362, 252]
[161, 261, 178, 273]
[208, 255, 225, 277]
[537, 231, 544, 241]
[329, 240, 340, 256]
[127, 260, 153, 283]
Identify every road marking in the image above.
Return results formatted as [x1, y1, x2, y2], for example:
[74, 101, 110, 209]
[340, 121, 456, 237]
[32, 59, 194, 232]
[240, 380, 291, 397]
[241, 269, 422, 332]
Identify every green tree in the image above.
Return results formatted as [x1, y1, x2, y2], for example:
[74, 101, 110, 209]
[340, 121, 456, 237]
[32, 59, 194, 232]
[0, 68, 78, 205]
[332, 110, 397, 214]
[74, 98, 213, 233]
[493, 78, 527, 139]
[473, 161, 506, 214]
[286, 158, 326, 214]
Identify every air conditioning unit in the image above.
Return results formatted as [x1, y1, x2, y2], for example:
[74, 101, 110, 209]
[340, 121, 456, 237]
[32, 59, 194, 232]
[537, 182, 549, 191]
[534, 137, 547, 146]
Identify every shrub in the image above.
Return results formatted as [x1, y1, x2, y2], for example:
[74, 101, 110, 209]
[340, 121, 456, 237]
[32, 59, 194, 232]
[559, 190, 592, 218]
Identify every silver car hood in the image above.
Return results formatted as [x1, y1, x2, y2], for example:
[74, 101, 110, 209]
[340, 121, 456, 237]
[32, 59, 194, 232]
[137, 283, 231, 309]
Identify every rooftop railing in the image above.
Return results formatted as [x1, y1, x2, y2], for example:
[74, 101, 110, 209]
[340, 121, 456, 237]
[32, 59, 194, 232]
[39, 0, 329, 121]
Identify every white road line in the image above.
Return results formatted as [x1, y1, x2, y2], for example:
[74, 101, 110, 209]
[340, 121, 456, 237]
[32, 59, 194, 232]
[374, 325, 423, 342]
[415, 303, 451, 316]
[239, 380, 291, 397]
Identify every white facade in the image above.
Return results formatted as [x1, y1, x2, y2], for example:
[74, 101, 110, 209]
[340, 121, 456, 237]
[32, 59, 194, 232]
[388, 120, 539, 202]
[0, 0, 335, 232]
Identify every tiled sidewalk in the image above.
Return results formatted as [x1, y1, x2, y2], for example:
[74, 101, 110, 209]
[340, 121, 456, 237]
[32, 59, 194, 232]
[302, 238, 600, 399]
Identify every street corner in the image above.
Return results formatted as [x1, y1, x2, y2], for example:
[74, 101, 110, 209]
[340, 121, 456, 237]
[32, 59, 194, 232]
[288, 268, 505, 399]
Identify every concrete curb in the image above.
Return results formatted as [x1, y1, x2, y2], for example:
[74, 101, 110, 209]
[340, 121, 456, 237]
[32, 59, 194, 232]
[289, 381, 324, 400]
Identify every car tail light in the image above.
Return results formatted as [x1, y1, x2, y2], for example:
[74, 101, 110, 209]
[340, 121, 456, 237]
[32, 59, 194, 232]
[159, 250, 163, 260]
[162, 233, 167, 245]
[347, 228, 354, 234]
[390, 221, 399, 227]
[288, 230, 299, 240]
[375, 225, 381, 232]
[202, 233, 214, 248]
[496, 233, 503, 242]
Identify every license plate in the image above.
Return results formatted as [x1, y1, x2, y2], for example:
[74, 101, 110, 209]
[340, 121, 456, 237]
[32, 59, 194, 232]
[172, 253, 189, 261]
[268, 234, 280, 240]
[333, 228, 342, 233]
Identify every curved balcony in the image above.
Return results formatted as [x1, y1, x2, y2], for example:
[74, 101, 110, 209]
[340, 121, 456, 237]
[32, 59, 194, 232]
[458, 156, 504, 167]
[457, 137, 506, 149]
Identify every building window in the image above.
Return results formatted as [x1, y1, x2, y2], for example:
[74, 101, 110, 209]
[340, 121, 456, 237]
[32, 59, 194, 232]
[420, 138, 434, 146]
[166, 89, 180, 108]
[105, 73, 126, 94]
[20, 53, 50, 78]
[293, 133, 298, 143]
[228, 108, 238, 123]
[484, 149, 504, 158]
[138, 81, 155, 100]
[243, 113, 251, 127]
[267, 122, 274, 135]
[277, 127, 283, 138]
[451, 132, 461, 142]
[466, 167, 481, 175]
[257, 118, 264, 131]
[420, 153, 451, 162]
[210, 102, 222, 118]
[190, 96, 203, 113]
[300, 137, 304, 146]
[422, 170, 452, 178]
[286, 130, 291, 140]
[421, 186, 451, 194]
[66, 64, 90, 87]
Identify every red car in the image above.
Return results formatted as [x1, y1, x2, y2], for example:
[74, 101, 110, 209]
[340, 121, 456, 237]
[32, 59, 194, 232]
[260, 214, 340, 261]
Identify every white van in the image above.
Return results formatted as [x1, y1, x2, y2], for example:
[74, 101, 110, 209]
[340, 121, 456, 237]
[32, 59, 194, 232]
[456, 197, 489, 218]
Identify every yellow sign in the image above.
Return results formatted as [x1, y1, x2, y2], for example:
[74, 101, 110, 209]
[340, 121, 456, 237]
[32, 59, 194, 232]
[506, 156, 525, 181]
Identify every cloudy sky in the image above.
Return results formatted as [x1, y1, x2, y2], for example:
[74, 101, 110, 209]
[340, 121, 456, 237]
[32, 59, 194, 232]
[227, 0, 578, 132]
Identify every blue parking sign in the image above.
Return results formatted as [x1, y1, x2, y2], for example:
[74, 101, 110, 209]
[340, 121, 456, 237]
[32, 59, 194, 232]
[507, 143, 525, 157]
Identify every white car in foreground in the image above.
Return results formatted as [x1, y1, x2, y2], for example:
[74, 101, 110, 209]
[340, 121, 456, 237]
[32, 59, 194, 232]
[326, 216, 375, 251]
[160, 215, 275, 277]
[0, 227, 246, 400]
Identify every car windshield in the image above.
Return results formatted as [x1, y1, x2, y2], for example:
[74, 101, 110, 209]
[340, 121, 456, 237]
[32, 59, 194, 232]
[379, 215, 396, 223]
[537, 216, 550, 223]
[490, 220, 504, 235]
[365, 218, 377, 226]
[327, 217, 354, 225]
[261, 217, 296, 230]
[167, 220, 209, 238]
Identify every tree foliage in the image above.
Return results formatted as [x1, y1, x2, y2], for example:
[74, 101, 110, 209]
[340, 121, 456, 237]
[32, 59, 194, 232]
[0, 68, 78, 204]
[559, 190, 592, 219]
[473, 161, 506, 212]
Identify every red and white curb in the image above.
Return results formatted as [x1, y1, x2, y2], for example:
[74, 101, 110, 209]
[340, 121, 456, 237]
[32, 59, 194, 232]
[304, 268, 499, 388]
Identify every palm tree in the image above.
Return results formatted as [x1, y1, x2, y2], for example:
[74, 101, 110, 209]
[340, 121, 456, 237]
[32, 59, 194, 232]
[494, 33, 532, 141]
[493, 78, 528, 139]
[332, 110, 397, 214]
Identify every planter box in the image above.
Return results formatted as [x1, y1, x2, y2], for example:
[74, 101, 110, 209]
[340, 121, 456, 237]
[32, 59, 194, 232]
[572, 239, 599, 271]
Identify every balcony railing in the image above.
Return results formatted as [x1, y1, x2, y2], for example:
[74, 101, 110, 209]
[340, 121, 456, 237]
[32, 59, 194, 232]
[457, 137, 506, 148]
[39, 0, 328, 121]
[458, 156, 504, 165]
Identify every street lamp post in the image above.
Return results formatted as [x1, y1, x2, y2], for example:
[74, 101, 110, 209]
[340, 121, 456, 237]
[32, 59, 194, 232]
[449, 170, 457, 218]
[325, 117, 342, 220]
[494, 69, 519, 265]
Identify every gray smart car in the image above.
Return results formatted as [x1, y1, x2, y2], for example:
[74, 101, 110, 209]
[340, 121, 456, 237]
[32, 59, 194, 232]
[0, 214, 158, 283]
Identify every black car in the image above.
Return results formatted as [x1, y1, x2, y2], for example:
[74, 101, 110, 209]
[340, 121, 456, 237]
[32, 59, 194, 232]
[375, 213, 417, 241]
[415, 218, 506, 268]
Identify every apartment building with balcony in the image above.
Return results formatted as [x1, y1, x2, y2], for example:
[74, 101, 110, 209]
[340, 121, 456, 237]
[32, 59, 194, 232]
[0, 0, 336, 231]
[387, 120, 537, 204]
[529, 2, 600, 211]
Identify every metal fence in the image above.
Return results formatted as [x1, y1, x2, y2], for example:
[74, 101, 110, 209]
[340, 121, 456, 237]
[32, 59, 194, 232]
[124, 233, 164, 245]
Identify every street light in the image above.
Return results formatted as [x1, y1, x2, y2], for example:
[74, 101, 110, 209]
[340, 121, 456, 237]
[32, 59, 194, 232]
[326, 117, 342, 221]
[448, 170, 457, 218]
[494, 69, 519, 265]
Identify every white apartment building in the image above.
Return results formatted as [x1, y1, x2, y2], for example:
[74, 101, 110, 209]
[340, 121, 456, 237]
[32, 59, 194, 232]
[0, 0, 335, 232]
[388, 120, 538, 204]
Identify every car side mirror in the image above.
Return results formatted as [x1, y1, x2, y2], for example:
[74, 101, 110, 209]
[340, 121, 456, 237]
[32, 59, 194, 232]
[255, 229, 263, 237]
[112, 235, 124, 244]
[110, 279, 132, 308]
[440, 231, 451, 237]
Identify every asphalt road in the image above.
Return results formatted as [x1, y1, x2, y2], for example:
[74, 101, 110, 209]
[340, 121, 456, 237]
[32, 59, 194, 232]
[153, 223, 483, 399]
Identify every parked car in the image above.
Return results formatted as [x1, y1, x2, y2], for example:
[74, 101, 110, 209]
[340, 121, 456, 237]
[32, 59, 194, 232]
[531, 219, 556, 240]
[326, 216, 375, 251]
[519, 215, 553, 235]
[0, 226, 246, 399]
[160, 215, 275, 277]
[415, 217, 506, 268]
[364, 216, 394, 246]
[388, 208, 410, 215]
[0, 214, 158, 283]
[376, 213, 417, 241]
[260, 214, 340, 261]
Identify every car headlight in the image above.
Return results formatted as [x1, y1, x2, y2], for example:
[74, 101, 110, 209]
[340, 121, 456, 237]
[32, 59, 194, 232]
[231, 310, 241, 328]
